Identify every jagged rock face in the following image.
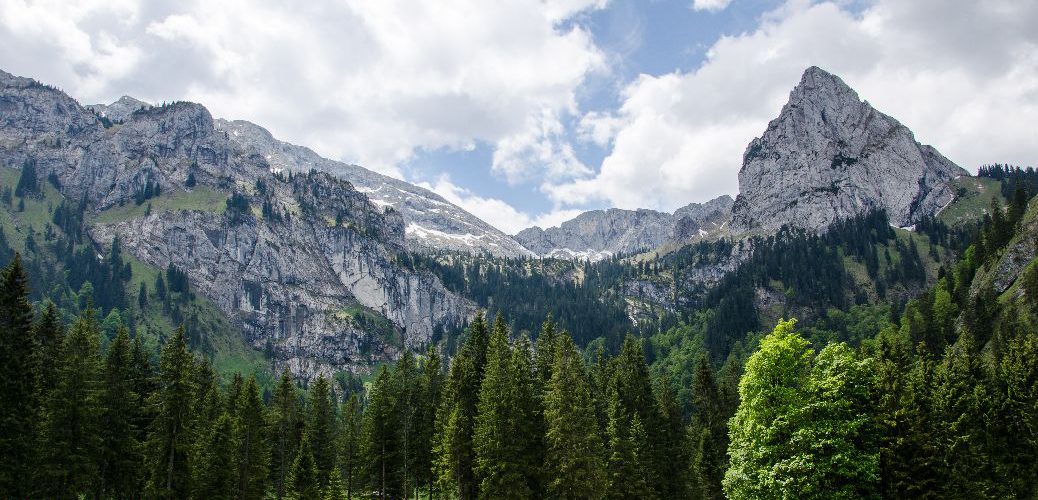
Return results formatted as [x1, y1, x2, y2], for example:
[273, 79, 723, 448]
[516, 208, 673, 260]
[730, 66, 967, 235]
[86, 96, 152, 123]
[0, 69, 474, 378]
[515, 195, 734, 260]
[215, 119, 533, 258]
[673, 195, 734, 242]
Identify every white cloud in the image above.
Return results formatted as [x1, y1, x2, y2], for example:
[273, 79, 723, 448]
[420, 175, 584, 234]
[692, 0, 734, 13]
[555, 0, 1038, 211]
[0, 0, 606, 180]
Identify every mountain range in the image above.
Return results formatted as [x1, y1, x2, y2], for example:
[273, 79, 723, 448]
[0, 65, 976, 376]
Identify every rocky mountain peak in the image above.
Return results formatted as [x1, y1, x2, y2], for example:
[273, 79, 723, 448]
[730, 66, 967, 234]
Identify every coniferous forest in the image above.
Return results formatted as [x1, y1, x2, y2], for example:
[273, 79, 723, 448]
[2, 184, 1038, 499]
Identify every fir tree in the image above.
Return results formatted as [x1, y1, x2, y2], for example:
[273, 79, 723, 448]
[0, 254, 37, 497]
[605, 395, 653, 499]
[363, 365, 401, 499]
[289, 431, 320, 500]
[40, 305, 104, 497]
[235, 375, 270, 499]
[543, 335, 607, 500]
[191, 411, 238, 499]
[270, 368, 302, 498]
[307, 375, 338, 488]
[145, 326, 196, 499]
[413, 347, 443, 496]
[338, 393, 362, 500]
[689, 354, 727, 500]
[474, 320, 530, 498]
[98, 326, 141, 498]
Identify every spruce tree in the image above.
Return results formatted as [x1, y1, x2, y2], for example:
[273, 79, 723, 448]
[605, 394, 653, 499]
[433, 312, 489, 499]
[145, 326, 197, 499]
[338, 393, 362, 500]
[0, 254, 37, 497]
[235, 375, 270, 499]
[934, 333, 997, 497]
[364, 365, 402, 499]
[270, 368, 302, 498]
[654, 374, 691, 498]
[394, 350, 419, 498]
[690, 354, 727, 500]
[474, 320, 529, 498]
[543, 335, 607, 500]
[191, 411, 238, 499]
[997, 328, 1038, 498]
[289, 430, 320, 500]
[511, 334, 543, 496]
[40, 305, 103, 497]
[307, 375, 338, 488]
[414, 347, 443, 496]
[99, 326, 141, 498]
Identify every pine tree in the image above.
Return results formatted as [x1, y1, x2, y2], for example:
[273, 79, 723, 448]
[338, 393, 362, 500]
[270, 369, 302, 498]
[145, 326, 197, 499]
[543, 335, 607, 500]
[191, 411, 238, 499]
[474, 320, 530, 498]
[0, 254, 37, 497]
[307, 375, 338, 488]
[235, 375, 270, 499]
[98, 326, 141, 497]
[363, 365, 401, 499]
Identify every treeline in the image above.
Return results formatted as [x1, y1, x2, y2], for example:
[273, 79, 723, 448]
[977, 163, 1038, 199]
[413, 254, 632, 348]
[701, 210, 925, 358]
[0, 250, 719, 499]
[724, 314, 1038, 499]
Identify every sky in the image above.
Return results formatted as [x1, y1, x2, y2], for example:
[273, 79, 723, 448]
[1, 0, 1035, 234]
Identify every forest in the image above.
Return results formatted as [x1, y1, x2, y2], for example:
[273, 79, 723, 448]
[2, 191, 1038, 498]
[1, 162, 1037, 498]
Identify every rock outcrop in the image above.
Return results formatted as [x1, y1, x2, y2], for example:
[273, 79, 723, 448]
[515, 195, 733, 260]
[730, 66, 967, 235]
[0, 69, 474, 378]
[215, 119, 533, 258]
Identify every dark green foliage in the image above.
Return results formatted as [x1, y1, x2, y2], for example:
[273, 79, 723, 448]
[363, 366, 401, 499]
[270, 369, 302, 498]
[0, 255, 37, 497]
[235, 375, 270, 499]
[40, 305, 104, 497]
[191, 411, 238, 499]
[99, 326, 142, 497]
[15, 159, 39, 197]
[145, 326, 196, 499]
[543, 335, 607, 499]
[338, 393, 362, 500]
[306, 375, 338, 487]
